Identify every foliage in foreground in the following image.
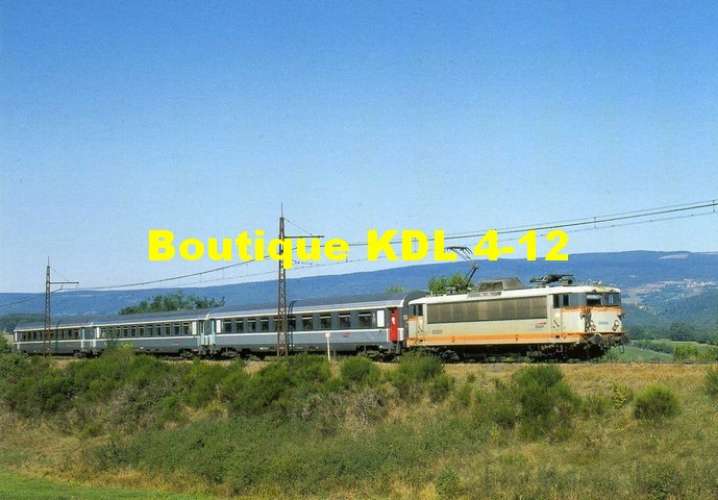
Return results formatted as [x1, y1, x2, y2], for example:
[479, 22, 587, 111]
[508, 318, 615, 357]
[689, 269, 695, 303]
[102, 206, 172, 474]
[0, 351, 710, 498]
[633, 385, 680, 421]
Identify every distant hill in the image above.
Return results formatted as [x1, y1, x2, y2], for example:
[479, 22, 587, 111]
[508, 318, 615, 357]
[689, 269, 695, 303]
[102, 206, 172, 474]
[0, 251, 716, 332]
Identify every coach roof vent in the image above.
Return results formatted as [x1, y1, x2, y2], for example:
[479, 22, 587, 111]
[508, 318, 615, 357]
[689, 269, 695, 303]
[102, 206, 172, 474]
[469, 277, 524, 295]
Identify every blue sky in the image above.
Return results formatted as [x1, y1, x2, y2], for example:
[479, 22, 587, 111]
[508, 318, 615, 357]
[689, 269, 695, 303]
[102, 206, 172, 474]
[1, 1, 717, 292]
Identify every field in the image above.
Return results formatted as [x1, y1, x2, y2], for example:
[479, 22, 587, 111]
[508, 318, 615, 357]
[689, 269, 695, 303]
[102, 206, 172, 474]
[1, 350, 718, 499]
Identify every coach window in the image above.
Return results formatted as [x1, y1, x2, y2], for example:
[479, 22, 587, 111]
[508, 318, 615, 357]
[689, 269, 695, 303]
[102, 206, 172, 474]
[259, 318, 270, 332]
[183, 323, 190, 335]
[339, 312, 351, 329]
[235, 319, 245, 333]
[223, 319, 233, 334]
[319, 313, 332, 329]
[247, 318, 257, 333]
[301, 315, 313, 331]
[357, 311, 373, 328]
[172, 324, 180, 336]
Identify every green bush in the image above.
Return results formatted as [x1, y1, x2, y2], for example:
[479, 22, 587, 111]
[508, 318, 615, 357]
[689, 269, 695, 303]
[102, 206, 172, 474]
[485, 383, 519, 430]
[229, 354, 334, 417]
[705, 367, 718, 399]
[511, 365, 581, 438]
[428, 374, 454, 403]
[435, 466, 462, 498]
[451, 382, 473, 409]
[0, 335, 11, 353]
[0, 352, 32, 400]
[181, 360, 230, 408]
[673, 344, 699, 362]
[610, 382, 634, 409]
[634, 385, 680, 421]
[583, 393, 611, 416]
[340, 356, 379, 387]
[636, 462, 684, 499]
[473, 366, 580, 438]
[390, 352, 444, 401]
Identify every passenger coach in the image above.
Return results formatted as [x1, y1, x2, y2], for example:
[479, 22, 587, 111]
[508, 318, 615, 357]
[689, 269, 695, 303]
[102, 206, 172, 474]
[13, 291, 424, 358]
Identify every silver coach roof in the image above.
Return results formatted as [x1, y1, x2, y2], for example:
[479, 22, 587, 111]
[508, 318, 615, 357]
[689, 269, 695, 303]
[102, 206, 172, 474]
[14, 290, 426, 331]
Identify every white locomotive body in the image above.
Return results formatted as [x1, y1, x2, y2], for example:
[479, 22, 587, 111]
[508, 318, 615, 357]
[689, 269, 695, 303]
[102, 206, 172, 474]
[406, 277, 623, 360]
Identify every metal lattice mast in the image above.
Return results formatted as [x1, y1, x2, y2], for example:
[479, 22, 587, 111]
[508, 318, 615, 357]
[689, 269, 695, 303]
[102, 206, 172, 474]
[43, 260, 51, 354]
[276, 207, 323, 356]
[276, 212, 289, 356]
[43, 258, 79, 355]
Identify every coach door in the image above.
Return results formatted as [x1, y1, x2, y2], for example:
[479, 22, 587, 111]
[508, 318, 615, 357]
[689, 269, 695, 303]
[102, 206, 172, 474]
[388, 308, 399, 343]
[551, 295, 568, 338]
[199, 318, 215, 348]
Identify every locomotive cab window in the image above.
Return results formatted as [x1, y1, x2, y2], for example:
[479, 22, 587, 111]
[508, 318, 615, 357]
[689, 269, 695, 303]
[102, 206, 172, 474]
[586, 294, 602, 306]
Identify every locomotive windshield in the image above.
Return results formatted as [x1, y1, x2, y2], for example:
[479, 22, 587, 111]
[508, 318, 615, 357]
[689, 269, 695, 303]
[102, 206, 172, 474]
[553, 292, 621, 308]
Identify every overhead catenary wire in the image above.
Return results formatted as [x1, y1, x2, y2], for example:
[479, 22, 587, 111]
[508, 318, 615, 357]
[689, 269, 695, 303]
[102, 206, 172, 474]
[0, 197, 716, 309]
[345, 199, 718, 246]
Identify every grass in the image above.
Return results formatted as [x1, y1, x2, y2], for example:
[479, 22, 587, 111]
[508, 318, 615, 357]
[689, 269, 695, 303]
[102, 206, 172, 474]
[607, 345, 674, 362]
[0, 467, 208, 499]
[2, 352, 718, 498]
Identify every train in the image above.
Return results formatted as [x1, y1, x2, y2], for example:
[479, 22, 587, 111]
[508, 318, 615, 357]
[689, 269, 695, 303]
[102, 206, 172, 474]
[12, 275, 624, 360]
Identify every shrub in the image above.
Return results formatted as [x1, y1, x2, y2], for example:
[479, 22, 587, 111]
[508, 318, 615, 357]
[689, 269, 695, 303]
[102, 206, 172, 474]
[705, 367, 718, 399]
[428, 374, 454, 403]
[0, 335, 11, 353]
[435, 466, 462, 498]
[583, 393, 611, 416]
[218, 361, 250, 408]
[486, 383, 519, 430]
[673, 344, 699, 362]
[636, 462, 684, 499]
[181, 360, 229, 408]
[390, 352, 444, 401]
[512, 366, 580, 437]
[229, 355, 334, 417]
[340, 357, 379, 387]
[610, 382, 634, 409]
[451, 382, 473, 409]
[634, 385, 679, 421]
